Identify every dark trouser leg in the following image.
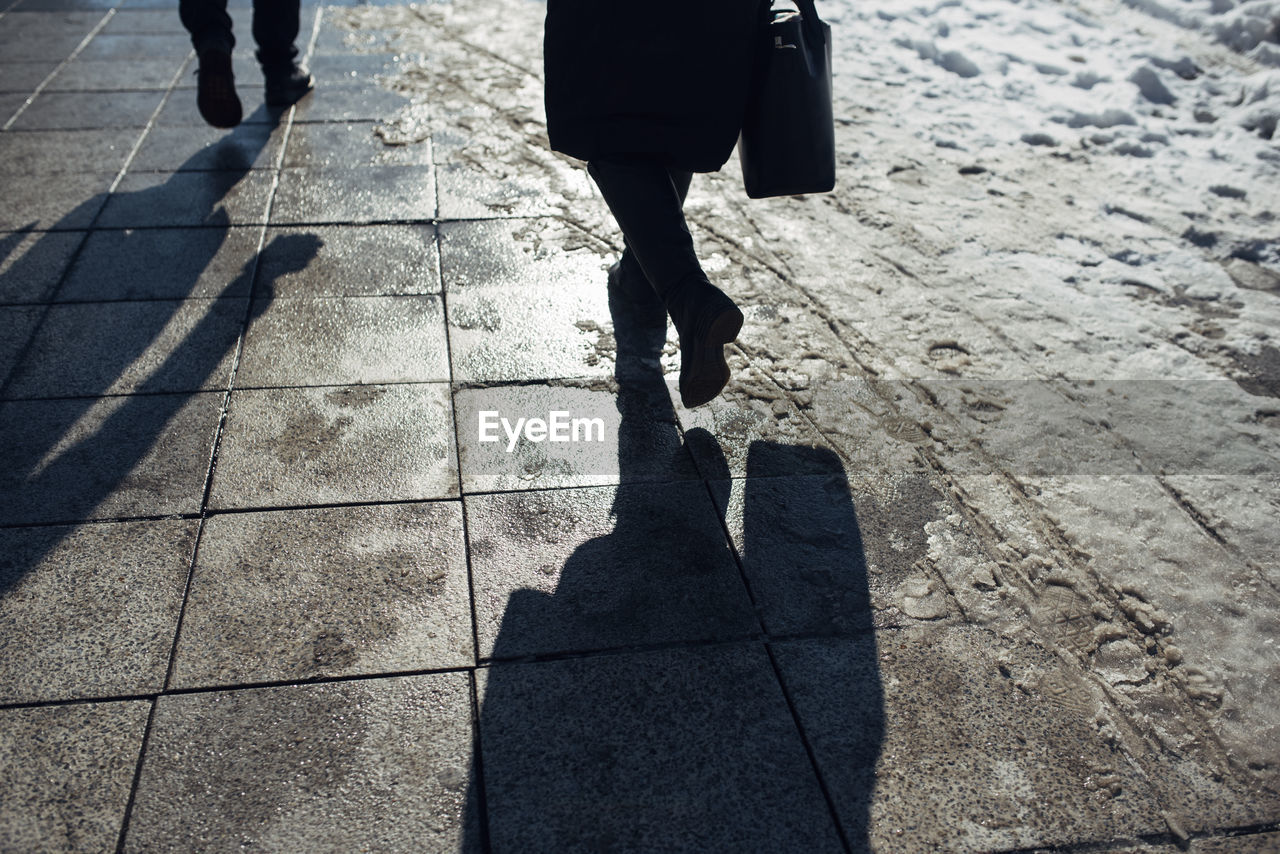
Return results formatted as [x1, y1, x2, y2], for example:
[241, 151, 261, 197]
[252, 0, 300, 71]
[617, 168, 692, 291]
[180, 0, 235, 54]
[588, 157, 703, 305]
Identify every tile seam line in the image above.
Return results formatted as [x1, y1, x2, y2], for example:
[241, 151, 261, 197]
[113, 11, 324, 849]
[0, 6, 116, 132]
[0, 625, 902, 712]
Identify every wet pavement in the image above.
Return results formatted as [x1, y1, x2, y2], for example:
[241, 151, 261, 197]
[2, 0, 1279, 851]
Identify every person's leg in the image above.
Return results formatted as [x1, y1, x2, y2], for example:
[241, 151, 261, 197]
[616, 168, 692, 292]
[180, 0, 235, 55]
[182, 0, 242, 127]
[588, 157, 742, 407]
[252, 0, 313, 104]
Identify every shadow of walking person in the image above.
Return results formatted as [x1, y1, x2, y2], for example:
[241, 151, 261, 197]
[461, 281, 885, 850]
[0, 113, 319, 600]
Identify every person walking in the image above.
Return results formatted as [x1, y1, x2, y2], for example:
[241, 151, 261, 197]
[544, 1, 768, 408]
[181, 0, 315, 128]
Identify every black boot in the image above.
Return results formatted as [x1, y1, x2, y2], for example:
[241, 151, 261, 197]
[665, 276, 743, 408]
[263, 61, 314, 106]
[607, 251, 667, 330]
[196, 47, 242, 128]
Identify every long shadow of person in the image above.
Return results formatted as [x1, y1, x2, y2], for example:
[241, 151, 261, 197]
[461, 279, 884, 850]
[0, 112, 321, 600]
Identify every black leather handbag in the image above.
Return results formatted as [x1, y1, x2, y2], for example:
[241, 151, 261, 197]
[737, 0, 835, 199]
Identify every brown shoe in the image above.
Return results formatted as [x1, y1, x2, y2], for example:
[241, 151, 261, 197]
[196, 48, 241, 128]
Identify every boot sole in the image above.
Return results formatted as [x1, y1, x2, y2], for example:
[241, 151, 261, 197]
[680, 304, 744, 408]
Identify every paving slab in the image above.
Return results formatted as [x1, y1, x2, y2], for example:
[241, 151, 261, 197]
[465, 482, 756, 660]
[12, 0, 116, 11]
[475, 645, 843, 853]
[772, 625, 1167, 851]
[46, 56, 186, 91]
[446, 284, 614, 383]
[100, 8, 189, 33]
[0, 11, 105, 61]
[270, 164, 436, 224]
[236, 294, 448, 386]
[171, 502, 473, 688]
[3, 298, 247, 398]
[0, 391, 222, 524]
[437, 218, 611, 292]
[124, 674, 478, 853]
[0, 519, 196, 703]
[79, 32, 191, 60]
[0, 127, 140, 175]
[290, 82, 411, 123]
[0, 60, 60, 92]
[129, 122, 284, 171]
[154, 94, 282, 128]
[209, 383, 458, 509]
[0, 228, 84, 303]
[0, 92, 26, 124]
[0, 701, 149, 854]
[11, 90, 165, 130]
[454, 378, 698, 492]
[59, 225, 262, 300]
[0, 305, 40, 386]
[713, 468, 958, 636]
[0, 171, 112, 231]
[254, 224, 439, 297]
[99, 169, 275, 227]
[283, 121, 432, 168]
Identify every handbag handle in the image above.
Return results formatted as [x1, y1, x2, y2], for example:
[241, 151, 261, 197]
[789, 0, 827, 49]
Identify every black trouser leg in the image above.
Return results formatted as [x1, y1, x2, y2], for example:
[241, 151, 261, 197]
[180, 0, 235, 54]
[252, 0, 301, 71]
[618, 168, 692, 290]
[588, 157, 702, 305]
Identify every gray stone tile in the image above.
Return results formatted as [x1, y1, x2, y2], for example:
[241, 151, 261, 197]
[476, 645, 842, 852]
[0, 228, 85, 302]
[772, 625, 1166, 851]
[306, 52, 413, 86]
[59, 226, 262, 301]
[0, 391, 222, 524]
[436, 158, 580, 220]
[4, 298, 247, 398]
[713, 469, 958, 635]
[99, 169, 275, 227]
[79, 32, 191, 60]
[100, 9, 189, 33]
[312, 24, 402, 56]
[466, 482, 756, 659]
[155, 92, 284, 126]
[0, 61, 59, 93]
[255, 224, 439, 297]
[454, 378, 698, 492]
[0, 11, 106, 61]
[171, 502, 473, 688]
[0, 519, 196, 703]
[283, 121, 431, 168]
[46, 57, 187, 91]
[0, 171, 112, 231]
[209, 383, 457, 509]
[11, 0, 115, 10]
[129, 122, 284, 171]
[0, 92, 25, 124]
[125, 675, 477, 853]
[0, 128, 140, 175]
[0, 305, 40, 386]
[291, 82, 410, 123]
[446, 283, 614, 382]
[437, 217, 613, 292]
[11, 90, 165, 130]
[0, 701, 149, 853]
[236, 294, 448, 386]
[675, 361, 848, 477]
[270, 165, 436, 224]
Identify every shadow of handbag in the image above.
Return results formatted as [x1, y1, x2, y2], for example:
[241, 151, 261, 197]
[737, 0, 835, 199]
